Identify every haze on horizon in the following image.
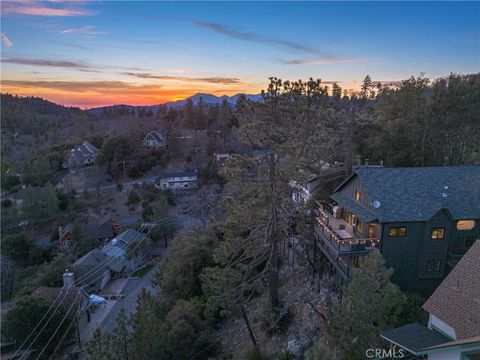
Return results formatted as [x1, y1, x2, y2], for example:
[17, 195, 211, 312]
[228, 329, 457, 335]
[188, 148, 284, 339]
[1, 1, 479, 109]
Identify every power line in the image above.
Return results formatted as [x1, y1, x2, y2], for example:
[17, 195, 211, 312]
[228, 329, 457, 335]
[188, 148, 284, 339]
[33, 292, 81, 360]
[14, 224, 150, 358]
[11, 208, 173, 357]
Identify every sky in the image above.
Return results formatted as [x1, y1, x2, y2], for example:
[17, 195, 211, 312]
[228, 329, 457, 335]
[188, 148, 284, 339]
[1, 1, 479, 109]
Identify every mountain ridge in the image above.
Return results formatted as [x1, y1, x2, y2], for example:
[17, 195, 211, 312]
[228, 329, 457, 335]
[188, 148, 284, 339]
[87, 92, 262, 115]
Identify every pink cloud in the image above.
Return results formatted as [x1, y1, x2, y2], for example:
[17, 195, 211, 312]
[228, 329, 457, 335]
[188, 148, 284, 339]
[1, 1, 96, 17]
[1, 32, 13, 47]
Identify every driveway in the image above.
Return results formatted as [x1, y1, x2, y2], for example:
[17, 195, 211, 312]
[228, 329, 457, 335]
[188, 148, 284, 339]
[99, 267, 157, 332]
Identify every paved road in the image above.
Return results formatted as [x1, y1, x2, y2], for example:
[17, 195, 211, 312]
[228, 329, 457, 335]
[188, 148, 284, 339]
[99, 267, 157, 332]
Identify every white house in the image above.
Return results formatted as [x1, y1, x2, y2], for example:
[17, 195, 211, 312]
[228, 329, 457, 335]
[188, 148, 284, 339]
[155, 171, 198, 190]
[143, 130, 167, 151]
[381, 240, 480, 360]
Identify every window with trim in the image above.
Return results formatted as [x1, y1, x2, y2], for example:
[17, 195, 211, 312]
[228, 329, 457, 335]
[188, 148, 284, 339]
[426, 259, 441, 272]
[389, 226, 407, 237]
[431, 227, 445, 240]
[354, 190, 362, 201]
[457, 220, 475, 231]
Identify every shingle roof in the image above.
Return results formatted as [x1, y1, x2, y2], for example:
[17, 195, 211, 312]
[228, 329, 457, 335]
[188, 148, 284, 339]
[380, 323, 450, 354]
[334, 166, 480, 223]
[423, 240, 480, 339]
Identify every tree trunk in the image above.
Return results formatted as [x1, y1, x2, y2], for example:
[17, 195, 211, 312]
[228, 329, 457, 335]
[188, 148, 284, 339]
[269, 229, 280, 308]
[267, 153, 280, 309]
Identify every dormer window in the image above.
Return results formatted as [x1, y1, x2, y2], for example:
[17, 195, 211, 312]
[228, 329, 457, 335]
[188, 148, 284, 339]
[354, 190, 362, 201]
[457, 220, 475, 231]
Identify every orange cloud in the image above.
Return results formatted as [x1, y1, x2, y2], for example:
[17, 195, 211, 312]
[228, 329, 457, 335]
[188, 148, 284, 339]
[0, 79, 262, 108]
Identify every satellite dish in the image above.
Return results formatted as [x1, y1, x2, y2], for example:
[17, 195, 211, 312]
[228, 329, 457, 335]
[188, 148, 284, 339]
[372, 200, 381, 209]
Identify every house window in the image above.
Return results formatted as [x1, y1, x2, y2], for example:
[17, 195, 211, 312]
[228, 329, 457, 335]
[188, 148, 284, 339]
[431, 227, 445, 240]
[457, 220, 475, 231]
[426, 259, 441, 272]
[389, 226, 407, 237]
[354, 190, 362, 201]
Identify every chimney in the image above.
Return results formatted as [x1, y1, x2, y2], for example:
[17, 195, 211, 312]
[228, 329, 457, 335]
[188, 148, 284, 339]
[380, 160, 384, 167]
[356, 155, 361, 167]
[63, 269, 75, 289]
[365, 159, 369, 167]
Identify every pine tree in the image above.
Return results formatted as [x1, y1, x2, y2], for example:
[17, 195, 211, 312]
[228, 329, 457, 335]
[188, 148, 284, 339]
[329, 250, 406, 359]
[201, 78, 344, 316]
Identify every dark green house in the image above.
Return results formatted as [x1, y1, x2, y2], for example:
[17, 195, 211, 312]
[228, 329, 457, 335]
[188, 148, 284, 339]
[313, 165, 480, 293]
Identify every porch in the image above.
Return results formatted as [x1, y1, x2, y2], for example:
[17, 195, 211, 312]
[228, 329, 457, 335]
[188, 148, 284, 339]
[314, 203, 380, 255]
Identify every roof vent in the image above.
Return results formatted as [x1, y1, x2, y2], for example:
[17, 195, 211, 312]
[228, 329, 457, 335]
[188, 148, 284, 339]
[372, 200, 381, 209]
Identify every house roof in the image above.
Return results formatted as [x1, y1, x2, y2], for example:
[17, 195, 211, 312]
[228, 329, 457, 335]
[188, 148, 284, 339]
[67, 141, 98, 166]
[330, 192, 378, 222]
[422, 335, 480, 352]
[74, 249, 108, 268]
[423, 240, 480, 340]
[380, 323, 450, 355]
[81, 223, 113, 240]
[74, 249, 127, 287]
[145, 130, 166, 142]
[157, 171, 197, 181]
[98, 214, 122, 226]
[333, 166, 480, 223]
[102, 228, 145, 258]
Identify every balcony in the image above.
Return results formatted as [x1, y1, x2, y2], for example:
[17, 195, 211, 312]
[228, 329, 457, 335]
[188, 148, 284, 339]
[314, 204, 380, 255]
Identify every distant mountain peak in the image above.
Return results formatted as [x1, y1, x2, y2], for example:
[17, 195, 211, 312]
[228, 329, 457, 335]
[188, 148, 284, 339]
[87, 92, 262, 115]
[164, 92, 262, 108]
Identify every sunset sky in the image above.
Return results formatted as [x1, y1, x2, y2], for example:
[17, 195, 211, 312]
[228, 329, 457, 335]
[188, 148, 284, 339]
[1, 1, 479, 109]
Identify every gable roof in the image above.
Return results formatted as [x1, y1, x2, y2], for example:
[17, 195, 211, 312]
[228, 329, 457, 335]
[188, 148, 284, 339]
[81, 140, 98, 155]
[102, 228, 145, 258]
[423, 240, 480, 339]
[73, 249, 127, 287]
[67, 140, 98, 166]
[145, 130, 166, 143]
[333, 166, 480, 223]
[98, 214, 122, 226]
